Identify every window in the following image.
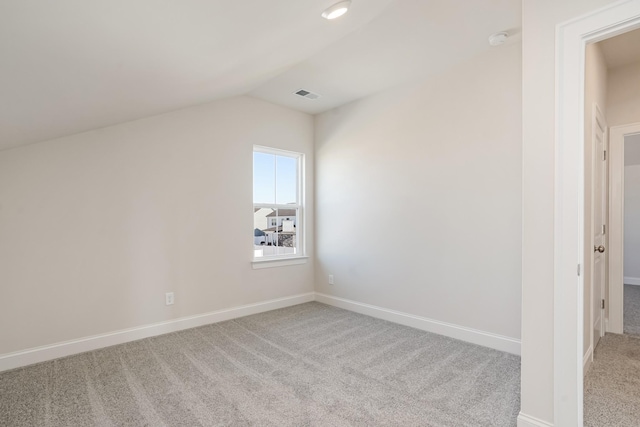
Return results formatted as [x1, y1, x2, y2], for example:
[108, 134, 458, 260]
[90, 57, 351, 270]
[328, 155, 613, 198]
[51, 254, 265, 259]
[253, 146, 304, 261]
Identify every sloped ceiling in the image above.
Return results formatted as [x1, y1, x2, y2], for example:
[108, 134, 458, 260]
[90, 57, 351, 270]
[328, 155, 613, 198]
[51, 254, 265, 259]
[250, 0, 521, 114]
[0, 0, 521, 151]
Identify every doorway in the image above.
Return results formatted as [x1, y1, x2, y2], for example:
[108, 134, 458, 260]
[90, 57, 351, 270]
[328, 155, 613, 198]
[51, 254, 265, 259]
[583, 26, 640, 365]
[555, 2, 640, 423]
[609, 126, 640, 335]
[581, 28, 640, 424]
[623, 134, 640, 334]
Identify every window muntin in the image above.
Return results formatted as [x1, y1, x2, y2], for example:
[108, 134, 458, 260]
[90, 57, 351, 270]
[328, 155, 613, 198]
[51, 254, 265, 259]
[253, 146, 303, 260]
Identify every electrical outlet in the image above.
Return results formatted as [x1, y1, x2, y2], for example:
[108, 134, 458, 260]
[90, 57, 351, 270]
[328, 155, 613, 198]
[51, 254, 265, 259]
[165, 292, 174, 306]
[328, 275, 334, 285]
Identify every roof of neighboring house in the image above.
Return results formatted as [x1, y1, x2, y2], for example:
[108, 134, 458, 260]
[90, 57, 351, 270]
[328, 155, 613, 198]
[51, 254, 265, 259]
[254, 207, 275, 214]
[263, 226, 296, 233]
[265, 209, 296, 217]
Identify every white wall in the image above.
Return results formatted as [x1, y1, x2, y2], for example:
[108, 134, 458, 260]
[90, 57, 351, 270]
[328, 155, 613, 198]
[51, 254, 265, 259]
[521, 0, 618, 424]
[315, 43, 522, 341]
[583, 42, 608, 359]
[0, 96, 314, 356]
[625, 161, 640, 283]
[607, 61, 640, 127]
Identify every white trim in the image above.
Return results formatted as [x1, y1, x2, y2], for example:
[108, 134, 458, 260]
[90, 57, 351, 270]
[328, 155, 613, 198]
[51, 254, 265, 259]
[253, 145, 302, 158]
[1, 291, 523, 373]
[253, 203, 301, 209]
[315, 293, 521, 355]
[0, 292, 315, 373]
[252, 256, 308, 269]
[583, 345, 593, 375]
[517, 413, 554, 427]
[555, 17, 586, 427]
[610, 123, 640, 333]
[555, 2, 640, 425]
[624, 277, 640, 286]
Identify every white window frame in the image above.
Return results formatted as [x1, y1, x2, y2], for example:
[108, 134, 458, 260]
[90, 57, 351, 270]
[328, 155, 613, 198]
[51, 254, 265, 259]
[252, 145, 306, 268]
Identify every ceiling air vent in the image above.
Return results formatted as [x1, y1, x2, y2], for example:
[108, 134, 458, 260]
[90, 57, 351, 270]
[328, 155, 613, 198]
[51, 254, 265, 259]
[294, 89, 321, 100]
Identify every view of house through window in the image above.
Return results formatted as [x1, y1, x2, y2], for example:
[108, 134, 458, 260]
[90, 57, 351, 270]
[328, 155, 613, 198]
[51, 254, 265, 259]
[253, 146, 302, 259]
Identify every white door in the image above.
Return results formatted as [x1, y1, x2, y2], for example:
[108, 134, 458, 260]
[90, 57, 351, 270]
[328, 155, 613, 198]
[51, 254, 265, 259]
[592, 106, 608, 349]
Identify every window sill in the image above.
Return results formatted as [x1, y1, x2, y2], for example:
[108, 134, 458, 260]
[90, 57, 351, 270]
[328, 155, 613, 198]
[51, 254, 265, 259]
[252, 256, 309, 269]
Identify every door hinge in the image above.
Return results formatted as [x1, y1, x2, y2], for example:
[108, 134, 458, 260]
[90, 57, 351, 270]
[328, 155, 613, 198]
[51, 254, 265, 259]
[602, 299, 605, 309]
[603, 150, 607, 161]
[577, 264, 581, 276]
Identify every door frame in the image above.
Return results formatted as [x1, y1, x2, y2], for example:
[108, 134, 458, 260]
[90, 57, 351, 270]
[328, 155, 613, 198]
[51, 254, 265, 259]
[608, 122, 640, 334]
[555, 1, 640, 425]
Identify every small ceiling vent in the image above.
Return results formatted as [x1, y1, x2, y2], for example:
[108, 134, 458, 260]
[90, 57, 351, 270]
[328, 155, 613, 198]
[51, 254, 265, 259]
[294, 89, 321, 100]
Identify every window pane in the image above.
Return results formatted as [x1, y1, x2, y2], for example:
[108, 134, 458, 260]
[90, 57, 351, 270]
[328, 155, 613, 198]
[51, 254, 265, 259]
[275, 208, 297, 256]
[278, 233, 297, 256]
[254, 207, 275, 258]
[275, 155, 297, 205]
[253, 152, 275, 204]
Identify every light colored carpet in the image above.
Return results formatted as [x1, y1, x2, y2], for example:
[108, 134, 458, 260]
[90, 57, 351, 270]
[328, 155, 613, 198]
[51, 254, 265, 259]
[584, 333, 640, 426]
[624, 284, 640, 336]
[0, 302, 521, 426]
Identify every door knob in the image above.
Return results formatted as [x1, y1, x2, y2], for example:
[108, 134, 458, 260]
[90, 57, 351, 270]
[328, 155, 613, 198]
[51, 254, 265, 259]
[594, 245, 605, 253]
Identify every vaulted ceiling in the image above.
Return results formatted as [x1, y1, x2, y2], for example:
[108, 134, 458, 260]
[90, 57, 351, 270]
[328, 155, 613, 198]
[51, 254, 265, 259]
[0, 0, 521, 151]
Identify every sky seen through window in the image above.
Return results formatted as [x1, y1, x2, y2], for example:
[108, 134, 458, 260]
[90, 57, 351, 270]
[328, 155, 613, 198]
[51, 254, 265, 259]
[253, 152, 297, 205]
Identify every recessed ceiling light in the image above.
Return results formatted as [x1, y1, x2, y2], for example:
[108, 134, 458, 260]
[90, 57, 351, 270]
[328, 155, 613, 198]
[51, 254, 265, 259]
[322, 1, 351, 20]
[488, 32, 509, 46]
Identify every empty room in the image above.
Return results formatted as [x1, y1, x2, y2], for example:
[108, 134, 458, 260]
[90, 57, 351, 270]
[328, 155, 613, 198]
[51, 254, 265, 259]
[2, 1, 640, 426]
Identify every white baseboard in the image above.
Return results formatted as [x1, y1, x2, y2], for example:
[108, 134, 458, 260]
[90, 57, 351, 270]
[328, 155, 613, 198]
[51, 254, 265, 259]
[583, 345, 593, 375]
[624, 276, 640, 286]
[1, 291, 522, 372]
[315, 293, 521, 355]
[0, 292, 315, 373]
[517, 412, 554, 427]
